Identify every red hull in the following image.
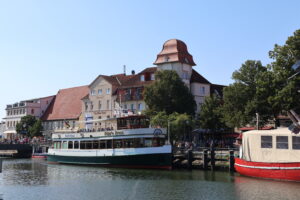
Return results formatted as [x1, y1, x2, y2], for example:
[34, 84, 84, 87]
[235, 158, 300, 181]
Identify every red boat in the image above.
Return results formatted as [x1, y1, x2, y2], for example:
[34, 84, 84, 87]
[235, 126, 300, 182]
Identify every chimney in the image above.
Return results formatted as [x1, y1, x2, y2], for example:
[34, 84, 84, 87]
[123, 65, 126, 75]
[131, 70, 135, 75]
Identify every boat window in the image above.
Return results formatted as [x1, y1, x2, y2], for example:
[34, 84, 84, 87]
[292, 136, 300, 149]
[276, 136, 288, 149]
[107, 140, 112, 149]
[261, 136, 272, 148]
[86, 141, 92, 149]
[144, 138, 152, 147]
[93, 141, 99, 149]
[80, 141, 85, 149]
[74, 141, 79, 149]
[113, 140, 123, 148]
[62, 141, 68, 149]
[68, 141, 73, 149]
[99, 141, 106, 149]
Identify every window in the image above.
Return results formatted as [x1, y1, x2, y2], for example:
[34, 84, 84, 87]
[91, 90, 96, 96]
[138, 103, 143, 110]
[200, 87, 205, 95]
[85, 102, 88, 111]
[276, 136, 288, 149]
[140, 75, 145, 82]
[107, 100, 110, 110]
[182, 71, 188, 79]
[68, 141, 73, 149]
[151, 73, 155, 80]
[131, 104, 135, 111]
[292, 136, 300, 149]
[98, 100, 102, 110]
[98, 89, 102, 95]
[74, 141, 79, 149]
[90, 103, 94, 111]
[261, 136, 272, 148]
[106, 88, 110, 94]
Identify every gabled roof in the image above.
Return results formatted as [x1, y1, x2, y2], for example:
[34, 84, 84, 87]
[190, 69, 211, 84]
[89, 74, 135, 88]
[41, 85, 89, 121]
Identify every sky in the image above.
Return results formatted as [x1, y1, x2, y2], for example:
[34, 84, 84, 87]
[0, 0, 300, 120]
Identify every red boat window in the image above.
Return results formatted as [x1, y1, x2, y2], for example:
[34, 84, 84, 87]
[261, 136, 272, 148]
[292, 136, 300, 149]
[276, 136, 288, 149]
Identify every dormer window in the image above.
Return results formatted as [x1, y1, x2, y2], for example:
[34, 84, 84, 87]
[140, 75, 145, 82]
[164, 56, 169, 62]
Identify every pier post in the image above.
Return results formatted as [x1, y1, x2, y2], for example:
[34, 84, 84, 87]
[229, 150, 235, 172]
[203, 149, 208, 170]
[210, 148, 215, 170]
[187, 150, 193, 169]
[0, 158, 2, 173]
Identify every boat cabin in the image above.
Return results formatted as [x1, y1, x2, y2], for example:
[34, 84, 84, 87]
[117, 115, 149, 130]
[241, 128, 300, 163]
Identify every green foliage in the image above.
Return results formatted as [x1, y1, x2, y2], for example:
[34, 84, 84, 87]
[29, 119, 43, 137]
[150, 111, 194, 141]
[16, 115, 43, 137]
[144, 70, 196, 115]
[199, 94, 229, 131]
[222, 30, 300, 128]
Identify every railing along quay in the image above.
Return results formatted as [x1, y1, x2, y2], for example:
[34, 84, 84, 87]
[172, 147, 239, 171]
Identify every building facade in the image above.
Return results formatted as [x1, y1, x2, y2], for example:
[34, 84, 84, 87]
[41, 86, 89, 137]
[81, 39, 225, 131]
[2, 96, 54, 139]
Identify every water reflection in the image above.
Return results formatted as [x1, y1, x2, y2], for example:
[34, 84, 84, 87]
[0, 159, 300, 200]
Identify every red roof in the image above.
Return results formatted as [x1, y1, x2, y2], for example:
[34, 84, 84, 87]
[154, 39, 196, 66]
[41, 85, 89, 120]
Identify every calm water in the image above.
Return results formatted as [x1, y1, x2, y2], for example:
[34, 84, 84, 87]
[0, 159, 300, 200]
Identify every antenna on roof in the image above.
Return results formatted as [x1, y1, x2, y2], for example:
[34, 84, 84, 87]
[123, 65, 126, 75]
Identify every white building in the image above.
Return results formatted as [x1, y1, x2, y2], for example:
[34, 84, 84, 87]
[2, 96, 54, 139]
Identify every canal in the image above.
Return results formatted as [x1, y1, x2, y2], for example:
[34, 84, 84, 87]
[0, 159, 300, 200]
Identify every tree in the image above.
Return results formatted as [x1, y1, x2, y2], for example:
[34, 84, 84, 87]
[222, 60, 271, 128]
[222, 30, 300, 128]
[268, 29, 300, 117]
[16, 115, 43, 137]
[150, 111, 194, 141]
[144, 70, 196, 115]
[29, 119, 43, 137]
[199, 94, 228, 132]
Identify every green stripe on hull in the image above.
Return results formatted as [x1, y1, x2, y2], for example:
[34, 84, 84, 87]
[47, 153, 172, 168]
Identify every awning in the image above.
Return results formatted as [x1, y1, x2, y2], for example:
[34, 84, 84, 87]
[3, 130, 17, 134]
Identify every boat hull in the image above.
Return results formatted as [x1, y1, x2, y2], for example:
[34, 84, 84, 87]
[47, 153, 172, 169]
[235, 158, 300, 181]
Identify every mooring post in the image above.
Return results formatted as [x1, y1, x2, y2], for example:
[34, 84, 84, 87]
[203, 149, 208, 170]
[210, 148, 215, 170]
[187, 150, 193, 169]
[0, 158, 2, 173]
[229, 150, 235, 172]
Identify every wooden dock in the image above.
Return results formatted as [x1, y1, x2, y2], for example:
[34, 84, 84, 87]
[172, 148, 238, 171]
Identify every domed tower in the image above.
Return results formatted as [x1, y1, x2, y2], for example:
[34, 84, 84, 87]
[154, 39, 196, 87]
